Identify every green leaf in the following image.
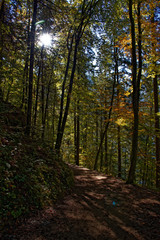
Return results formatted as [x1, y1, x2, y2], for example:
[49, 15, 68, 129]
[35, 20, 45, 26]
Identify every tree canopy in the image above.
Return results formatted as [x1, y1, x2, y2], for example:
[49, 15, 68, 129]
[0, 0, 160, 188]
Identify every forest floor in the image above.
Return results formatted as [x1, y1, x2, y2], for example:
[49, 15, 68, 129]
[3, 164, 160, 240]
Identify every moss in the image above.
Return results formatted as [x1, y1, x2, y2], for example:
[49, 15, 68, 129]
[0, 100, 74, 231]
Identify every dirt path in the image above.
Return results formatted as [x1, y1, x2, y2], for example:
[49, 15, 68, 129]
[4, 164, 160, 240]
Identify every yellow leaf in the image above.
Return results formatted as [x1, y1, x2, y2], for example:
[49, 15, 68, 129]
[115, 117, 128, 126]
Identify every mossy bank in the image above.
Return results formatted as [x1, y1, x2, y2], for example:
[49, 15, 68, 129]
[0, 100, 74, 232]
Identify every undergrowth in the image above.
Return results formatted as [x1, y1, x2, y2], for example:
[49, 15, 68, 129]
[0, 100, 74, 232]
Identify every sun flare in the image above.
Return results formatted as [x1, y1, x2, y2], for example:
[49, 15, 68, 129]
[39, 33, 52, 47]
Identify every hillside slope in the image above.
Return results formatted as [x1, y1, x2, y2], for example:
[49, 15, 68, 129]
[0, 100, 74, 232]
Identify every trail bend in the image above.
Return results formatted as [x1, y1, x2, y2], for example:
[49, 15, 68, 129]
[6, 164, 160, 240]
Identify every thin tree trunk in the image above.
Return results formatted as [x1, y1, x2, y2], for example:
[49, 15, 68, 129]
[57, 32, 74, 141]
[0, 0, 5, 96]
[6, 77, 14, 102]
[21, 60, 28, 109]
[26, 0, 37, 135]
[42, 78, 51, 140]
[74, 105, 77, 164]
[153, 74, 160, 188]
[74, 100, 80, 166]
[104, 87, 108, 172]
[150, 5, 160, 189]
[52, 85, 57, 148]
[104, 130, 108, 172]
[117, 125, 122, 178]
[127, 0, 142, 184]
[94, 75, 116, 170]
[115, 47, 122, 178]
[96, 111, 99, 151]
[55, 0, 99, 154]
[100, 112, 103, 171]
[55, 36, 80, 152]
[32, 59, 41, 135]
[21, 13, 30, 110]
[41, 52, 45, 135]
[76, 100, 80, 165]
[0, 0, 5, 19]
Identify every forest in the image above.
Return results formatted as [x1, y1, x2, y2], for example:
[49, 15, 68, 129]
[0, 0, 160, 187]
[1, 0, 160, 183]
[0, 0, 160, 233]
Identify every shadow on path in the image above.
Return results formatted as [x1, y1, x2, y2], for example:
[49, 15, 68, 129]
[3, 164, 160, 240]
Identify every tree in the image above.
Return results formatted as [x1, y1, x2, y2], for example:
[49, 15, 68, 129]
[127, 0, 142, 184]
[26, 0, 38, 136]
[94, 71, 116, 171]
[55, 0, 100, 153]
[1, 0, 159, 189]
[150, 3, 160, 188]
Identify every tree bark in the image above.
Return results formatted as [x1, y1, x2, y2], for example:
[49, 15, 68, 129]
[115, 47, 122, 178]
[6, 77, 14, 102]
[105, 129, 108, 172]
[55, 0, 100, 154]
[55, 37, 80, 152]
[127, 0, 142, 184]
[26, 0, 38, 135]
[150, 4, 160, 188]
[42, 78, 51, 140]
[117, 125, 122, 178]
[100, 112, 104, 171]
[0, 0, 5, 96]
[94, 75, 116, 170]
[153, 74, 160, 188]
[21, 12, 30, 110]
[57, 32, 74, 141]
[74, 100, 80, 166]
[32, 54, 42, 136]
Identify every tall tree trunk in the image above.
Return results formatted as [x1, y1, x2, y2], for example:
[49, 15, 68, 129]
[105, 129, 108, 172]
[55, 0, 99, 154]
[57, 32, 74, 143]
[76, 101, 80, 166]
[96, 111, 99, 151]
[0, 0, 5, 97]
[55, 36, 80, 152]
[117, 125, 122, 178]
[42, 78, 51, 140]
[127, 0, 142, 184]
[94, 76, 116, 170]
[153, 74, 160, 188]
[6, 77, 14, 102]
[74, 105, 77, 164]
[26, 0, 37, 136]
[0, 0, 5, 19]
[21, 13, 30, 110]
[52, 85, 57, 148]
[21, 59, 29, 110]
[32, 58, 41, 136]
[100, 112, 104, 171]
[150, 4, 160, 188]
[115, 47, 122, 178]
[104, 88, 108, 173]
[41, 52, 45, 136]
[74, 100, 80, 166]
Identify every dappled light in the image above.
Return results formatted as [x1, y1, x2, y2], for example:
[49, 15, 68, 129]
[0, 0, 160, 239]
[8, 165, 160, 240]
